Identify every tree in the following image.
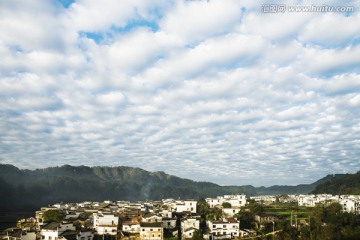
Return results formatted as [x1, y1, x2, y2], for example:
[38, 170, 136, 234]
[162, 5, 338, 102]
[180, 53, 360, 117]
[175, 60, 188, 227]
[43, 209, 65, 223]
[222, 202, 232, 208]
[192, 230, 203, 240]
[247, 202, 263, 214]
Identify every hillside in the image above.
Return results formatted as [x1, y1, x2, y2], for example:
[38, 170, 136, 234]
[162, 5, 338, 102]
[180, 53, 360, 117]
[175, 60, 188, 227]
[1, 164, 356, 212]
[311, 171, 360, 195]
[255, 174, 336, 195]
[0, 164, 253, 211]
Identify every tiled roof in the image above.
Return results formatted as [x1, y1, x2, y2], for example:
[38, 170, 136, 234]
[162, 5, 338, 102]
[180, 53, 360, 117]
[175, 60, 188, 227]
[42, 222, 60, 230]
[140, 222, 163, 228]
[59, 230, 78, 240]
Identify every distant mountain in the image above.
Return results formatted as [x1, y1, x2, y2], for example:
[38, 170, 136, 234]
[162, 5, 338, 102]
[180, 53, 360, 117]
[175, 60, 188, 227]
[311, 171, 360, 195]
[0, 164, 357, 212]
[0, 164, 254, 211]
[255, 174, 336, 195]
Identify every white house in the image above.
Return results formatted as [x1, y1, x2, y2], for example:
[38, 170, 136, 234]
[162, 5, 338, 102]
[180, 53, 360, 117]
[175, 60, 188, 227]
[141, 213, 162, 223]
[162, 218, 177, 230]
[140, 222, 163, 240]
[165, 200, 197, 213]
[206, 195, 246, 209]
[160, 210, 172, 218]
[222, 208, 241, 217]
[181, 218, 200, 240]
[93, 212, 118, 235]
[184, 200, 197, 213]
[223, 195, 247, 208]
[122, 221, 141, 234]
[207, 218, 240, 238]
[340, 199, 360, 213]
[40, 222, 76, 240]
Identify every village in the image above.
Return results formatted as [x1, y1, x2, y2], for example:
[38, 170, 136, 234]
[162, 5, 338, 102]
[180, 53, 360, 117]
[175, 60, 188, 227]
[1, 194, 360, 240]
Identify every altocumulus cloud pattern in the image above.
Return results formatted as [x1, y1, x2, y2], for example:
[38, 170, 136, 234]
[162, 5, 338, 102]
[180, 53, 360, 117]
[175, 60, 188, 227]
[0, 0, 360, 186]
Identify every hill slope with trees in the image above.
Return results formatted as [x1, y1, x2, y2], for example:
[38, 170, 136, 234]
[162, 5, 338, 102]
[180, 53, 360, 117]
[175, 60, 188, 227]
[311, 171, 360, 195]
[1, 164, 359, 212]
[0, 164, 254, 211]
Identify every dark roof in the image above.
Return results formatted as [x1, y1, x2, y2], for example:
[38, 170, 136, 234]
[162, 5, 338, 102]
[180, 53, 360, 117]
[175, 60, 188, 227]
[59, 230, 79, 240]
[122, 221, 140, 226]
[7, 229, 22, 238]
[226, 218, 239, 223]
[140, 222, 163, 228]
[142, 213, 158, 218]
[42, 222, 60, 230]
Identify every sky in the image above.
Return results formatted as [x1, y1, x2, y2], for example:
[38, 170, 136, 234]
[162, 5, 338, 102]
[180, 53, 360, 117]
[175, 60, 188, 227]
[0, 0, 360, 187]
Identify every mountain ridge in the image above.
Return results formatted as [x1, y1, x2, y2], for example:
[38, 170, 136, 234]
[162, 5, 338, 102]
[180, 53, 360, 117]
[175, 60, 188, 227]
[0, 164, 358, 211]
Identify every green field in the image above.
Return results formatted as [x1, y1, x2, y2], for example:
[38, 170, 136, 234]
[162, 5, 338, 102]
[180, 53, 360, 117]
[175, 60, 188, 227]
[262, 205, 311, 223]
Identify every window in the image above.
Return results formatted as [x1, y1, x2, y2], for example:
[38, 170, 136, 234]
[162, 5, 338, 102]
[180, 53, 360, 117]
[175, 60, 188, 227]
[223, 225, 226, 228]
[49, 236, 52, 240]
[152, 234, 154, 237]
[213, 225, 216, 228]
[189, 233, 192, 236]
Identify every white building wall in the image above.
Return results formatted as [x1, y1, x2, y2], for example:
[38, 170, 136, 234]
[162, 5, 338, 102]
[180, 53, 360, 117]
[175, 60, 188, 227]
[40, 230, 58, 240]
[184, 201, 197, 213]
[222, 208, 240, 217]
[181, 219, 200, 231]
[21, 232, 36, 240]
[207, 221, 240, 237]
[93, 213, 118, 235]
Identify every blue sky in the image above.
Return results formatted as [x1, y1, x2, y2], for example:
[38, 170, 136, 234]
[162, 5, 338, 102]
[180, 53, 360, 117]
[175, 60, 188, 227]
[1, 0, 360, 186]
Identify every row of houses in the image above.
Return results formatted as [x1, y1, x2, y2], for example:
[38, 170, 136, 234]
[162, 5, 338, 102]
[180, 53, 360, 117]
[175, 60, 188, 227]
[2, 195, 248, 240]
[205, 195, 247, 218]
[250, 194, 360, 213]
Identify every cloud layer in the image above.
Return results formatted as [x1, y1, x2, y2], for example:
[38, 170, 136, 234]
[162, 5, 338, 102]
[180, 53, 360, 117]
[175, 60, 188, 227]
[1, 0, 360, 186]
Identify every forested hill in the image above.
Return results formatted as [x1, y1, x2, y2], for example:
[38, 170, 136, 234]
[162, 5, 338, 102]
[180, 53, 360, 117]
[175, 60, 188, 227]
[255, 174, 336, 195]
[311, 171, 360, 195]
[1, 164, 358, 212]
[0, 164, 256, 211]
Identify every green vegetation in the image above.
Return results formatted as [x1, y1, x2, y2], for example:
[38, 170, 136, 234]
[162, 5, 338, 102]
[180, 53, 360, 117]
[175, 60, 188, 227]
[222, 202, 232, 208]
[43, 209, 65, 223]
[312, 171, 360, 195]
[236, 201, 360, 240]
[0, 164, 255, 211]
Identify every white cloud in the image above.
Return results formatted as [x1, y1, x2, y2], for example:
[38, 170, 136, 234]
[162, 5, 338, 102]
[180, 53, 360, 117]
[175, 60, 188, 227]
[299, 12, 360, 46]
[160, 0, 242, 43]
[0, 0, 360, 186]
